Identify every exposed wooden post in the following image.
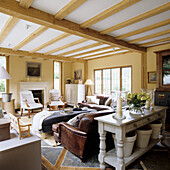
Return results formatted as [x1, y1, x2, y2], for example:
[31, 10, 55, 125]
[84, 61, 88, 96]
[141, 52, 147, 89]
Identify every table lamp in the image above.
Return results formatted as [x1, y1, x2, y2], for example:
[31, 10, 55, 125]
[84, 79, 94, 96]
[0, 66, 11, 118]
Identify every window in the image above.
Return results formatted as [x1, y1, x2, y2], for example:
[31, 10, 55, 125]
[54, 62, 61, 90]
[95, 70, 101, 94]
[94, 66, 131, 95]
[0, 56, 7, 93]
[103, 69, 111, 95]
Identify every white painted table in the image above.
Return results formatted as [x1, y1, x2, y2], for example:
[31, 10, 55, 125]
[95, 106, 167, 170]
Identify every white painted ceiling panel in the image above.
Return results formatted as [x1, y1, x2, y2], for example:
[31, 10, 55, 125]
[0, 13, 10, 32]
[137, 34, 170, 44]
[65, 44, 111, 57]
[75, 49, 114, 58]
[0, 19, 40, 48]
[65, 0, 121, 24]
[52, 40, 97, 55]
[109, 11, 170, 37]
[144, 41, 170, 47]
[125, 25, 170, 41]
[84, 50, 129, 59]
[29, 0, 71, 15]
[20, 28, 64, 51]
[37, 35, 82, 53]
[89, 0, 169, 32]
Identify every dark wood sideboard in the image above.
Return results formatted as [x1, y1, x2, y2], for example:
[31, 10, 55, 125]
[154, 49, 170, 124]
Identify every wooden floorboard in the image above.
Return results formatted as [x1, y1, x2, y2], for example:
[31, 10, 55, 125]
[54, 147, 67, 169]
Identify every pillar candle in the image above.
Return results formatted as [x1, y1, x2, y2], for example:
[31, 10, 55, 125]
[117, 96, 122, 117]
[145, 100, 150, 109]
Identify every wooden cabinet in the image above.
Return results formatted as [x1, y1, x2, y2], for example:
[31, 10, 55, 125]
[65, 84, 85, 105]
[154, 49, 170, 124]
[155, 49, 170, 91]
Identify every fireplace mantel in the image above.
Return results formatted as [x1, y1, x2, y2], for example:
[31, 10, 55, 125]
[19, 82, 48, 108]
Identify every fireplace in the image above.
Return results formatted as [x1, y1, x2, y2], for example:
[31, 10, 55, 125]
[31, 90, 44, 104]
[19, 82, 48, 108]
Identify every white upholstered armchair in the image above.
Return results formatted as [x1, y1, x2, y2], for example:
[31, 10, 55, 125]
[20, 91, 43, 118]
[49, 89, 65, 111]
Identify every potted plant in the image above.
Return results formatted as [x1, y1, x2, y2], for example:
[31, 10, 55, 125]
[127, 92, 151, 114]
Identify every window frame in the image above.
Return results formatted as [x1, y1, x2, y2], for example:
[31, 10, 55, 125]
[0, 55, 9, 94]
[94, 65, 132, 94]
[53, 61, 62, 91]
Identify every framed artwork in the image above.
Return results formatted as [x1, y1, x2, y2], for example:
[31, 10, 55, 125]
[26, 62, 41, 77]
[148, 71, 157, 83]
[74, 69, 82, 80]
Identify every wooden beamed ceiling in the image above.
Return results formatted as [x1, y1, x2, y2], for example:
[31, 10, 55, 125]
[0, 0, 169, 62]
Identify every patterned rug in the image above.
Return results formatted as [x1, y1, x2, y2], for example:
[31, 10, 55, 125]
[41, 138, 170, 170]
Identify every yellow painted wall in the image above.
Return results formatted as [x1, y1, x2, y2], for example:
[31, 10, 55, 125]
[61, 62, 72, 99]
[147, 43, 170, 89]
[87, 52, 142, 93]
[9, 56, 54, 108]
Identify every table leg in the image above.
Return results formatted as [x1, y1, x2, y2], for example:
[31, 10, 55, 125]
[116, 140, 125, 170]
[116, 128, 125, 170]
[98, 123, 106, 170]
[161, 110, 166, 145]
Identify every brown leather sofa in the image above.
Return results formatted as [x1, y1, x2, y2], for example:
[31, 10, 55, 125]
[52, 110, 115, 160]
[78, 95, 113, 111]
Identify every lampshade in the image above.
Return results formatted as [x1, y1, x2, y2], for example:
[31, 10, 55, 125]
[0, 66, 11, 79]
[84, 79, 94, 85]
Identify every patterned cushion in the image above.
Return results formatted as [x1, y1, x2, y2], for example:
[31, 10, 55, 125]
[105, 97, 112, 106]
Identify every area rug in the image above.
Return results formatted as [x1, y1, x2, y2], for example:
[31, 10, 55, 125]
[41, 139, 170, 170]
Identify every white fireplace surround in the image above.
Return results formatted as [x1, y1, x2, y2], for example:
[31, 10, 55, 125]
[19, 82, 48, 108]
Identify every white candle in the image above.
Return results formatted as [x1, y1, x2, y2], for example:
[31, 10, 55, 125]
[117, 96, 122, 117]
[145, 100, 150, 109]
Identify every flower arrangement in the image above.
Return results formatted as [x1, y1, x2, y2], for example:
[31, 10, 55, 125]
[127, 92, 151, 113]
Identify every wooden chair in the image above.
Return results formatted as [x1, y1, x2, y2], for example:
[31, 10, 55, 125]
[20, 91, 43, 118]
[49, 89, 65, 111]
[8, 113, 31, 140]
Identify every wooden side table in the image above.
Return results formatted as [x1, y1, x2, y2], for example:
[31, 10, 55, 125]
[95, 106, 167, 170]
[0, 119, 10, 141]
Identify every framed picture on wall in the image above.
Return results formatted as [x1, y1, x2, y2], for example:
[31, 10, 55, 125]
[74, 69, 82, 80]
[26, 62, 41, 77]
[148, 71, 157, 83]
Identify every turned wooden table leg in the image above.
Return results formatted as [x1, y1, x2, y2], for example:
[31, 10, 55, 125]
[116, 127, 125, 170]
[161, 110, 166, 145]
[98, 122, 106, 170]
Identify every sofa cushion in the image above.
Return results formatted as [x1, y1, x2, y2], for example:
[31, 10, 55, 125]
[105, 97, 112, 106]
[96, 95, 109, 105]
[86, 96, 96, 104]
[67, 112, 87, 127]
[91, 98, 100, 105]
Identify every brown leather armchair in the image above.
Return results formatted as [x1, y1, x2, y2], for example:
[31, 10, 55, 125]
[52, 110, 115, 160]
